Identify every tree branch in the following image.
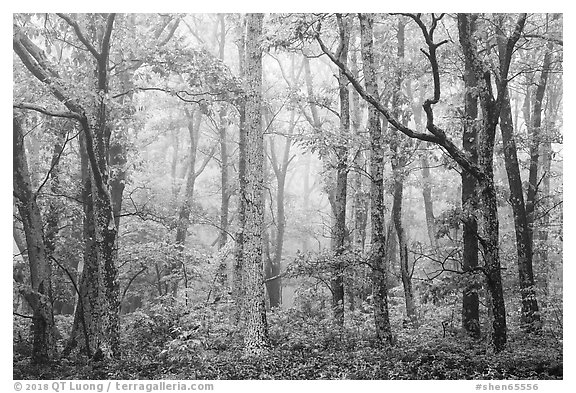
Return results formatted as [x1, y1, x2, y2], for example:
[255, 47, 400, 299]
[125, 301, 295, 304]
[56, 13, 101, 60]
[317, 15, 485, 181]
[13, 103, 82, 121]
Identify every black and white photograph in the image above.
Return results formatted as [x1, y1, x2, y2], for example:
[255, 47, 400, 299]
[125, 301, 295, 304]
[10, 8, 566, 387]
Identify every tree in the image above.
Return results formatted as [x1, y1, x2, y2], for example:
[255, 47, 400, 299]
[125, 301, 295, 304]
[330, 13, 351, 327]
[13, 114, 57, 364]
[359, 13, 393, 344]
[460, 14, 481, 338]
[390, 17, 418, 326]
[457, 13, 527, 351]
[242, 13, 270, 356]
[14, 13, 121, 358]
[319, 12, 527, 352]
[264, 108, 297, 308]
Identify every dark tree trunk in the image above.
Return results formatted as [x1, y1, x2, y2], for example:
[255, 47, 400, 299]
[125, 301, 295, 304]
[499, 87, 541, 330]
[526, 42, 553, 243]
[457, 13, 528, 353]
[13, 114, 57, 364]
[65, 132, 99, 358]
[460, 17, 481, 337]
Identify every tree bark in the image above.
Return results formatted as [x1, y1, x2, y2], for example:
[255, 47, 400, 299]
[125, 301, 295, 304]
[460, 14, 481, 338]
[359, 13, 393, 345]
[242, 13, 270, 356]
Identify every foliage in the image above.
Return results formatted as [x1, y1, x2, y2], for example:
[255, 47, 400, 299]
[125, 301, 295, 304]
[14, 302, 563, 380]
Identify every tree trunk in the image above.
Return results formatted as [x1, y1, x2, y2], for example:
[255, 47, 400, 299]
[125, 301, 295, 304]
[460, 19, 481, 337]
[330, 13, 351, 327]
[458, 13, 521, 353]
[410, 86, 437, 248]
[175, 109, 202, 246]
[13, 114, 57, 364]
[242, 13, 270, 356]
[350, 48, 368, 253]
[65, 131, 99, 358]
[390, 18, 418, 326]
[526, 41, 553, 243]
[359, 13, 393, 345]
[233, 16, 247, 325]
[539, 75, 561, 295]
[216, 15, 232, 285]
[499, 86, 541, 330]
[265, 111, 295, 308]
[391, 168, 417, 325]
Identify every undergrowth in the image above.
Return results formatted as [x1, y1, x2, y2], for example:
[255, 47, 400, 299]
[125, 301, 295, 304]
[13, 300, 563, 380]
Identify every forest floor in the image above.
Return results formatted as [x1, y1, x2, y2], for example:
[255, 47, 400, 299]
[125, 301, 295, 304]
[14, 322, 563, 380]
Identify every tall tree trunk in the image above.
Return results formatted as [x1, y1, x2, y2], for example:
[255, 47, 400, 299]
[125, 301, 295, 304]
[359, 13, 393, 345]
[300, 55, 322, 253]
[242, 13, 270, 356]
[539, 74, 561, 295]
[460, 15, 481, 338]
[13, 114, 57, 364]
[350, 48, 368, 253]
[526, 41, 553, 243]
[458, 13, 524, 353]
[216, 14, 232, 286]
[233, 16, 247, 325]
[330, 13, 351, 327]
[390, 18, 418, 326]
[499, 86, 541, 330]
[65, 132, 99, 358]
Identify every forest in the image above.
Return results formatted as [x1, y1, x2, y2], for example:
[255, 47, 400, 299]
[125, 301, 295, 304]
[12, 13, 563, 380]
